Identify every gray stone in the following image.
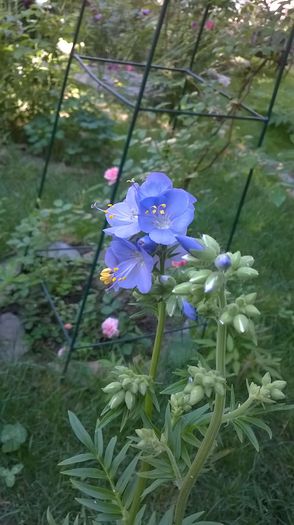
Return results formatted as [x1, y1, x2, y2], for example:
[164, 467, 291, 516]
[0, 313, 28, 362]
[40, 241, 81, 260]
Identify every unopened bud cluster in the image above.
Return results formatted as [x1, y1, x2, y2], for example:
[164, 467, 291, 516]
[220, 293, 260, 336]
[248, 372, 287, 404]
[170, 364, 226, 417]
[102, 366, 151, 411]
[135, 428, 165, 455]
[173, 234, 258, 299]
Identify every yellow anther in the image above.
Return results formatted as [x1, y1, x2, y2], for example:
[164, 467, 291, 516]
[160, 203, 166, 208]
[145, 210, 149, 214]
[152, 209, 157, 214]
[113, 267, 119, 271]
[108, 214, 115, 219]
[159, 210, 165, 215]
[100, 267, 113, 285]
[107, 203, 113, 207]
[101, 267, 112, 275]
[112, 277, 117, 282]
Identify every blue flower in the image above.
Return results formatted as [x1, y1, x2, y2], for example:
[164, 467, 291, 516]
[138, 172, 173, 200]
[182, 300, 198, 321]
[214, 253, 231, 270]
[104, 185, 140, 238]
[176, 235, 204, 253]
[138, 189, 196, 245]
[100, 237, 155, 294]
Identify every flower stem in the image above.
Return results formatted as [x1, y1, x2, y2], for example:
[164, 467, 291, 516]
[128, 300, 166, 524]
[174, 286, 227, 525]
[222, 396, 254, 423]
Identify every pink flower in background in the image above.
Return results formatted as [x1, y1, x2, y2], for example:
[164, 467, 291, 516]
[104, 167, 119, 185]
[205, 19, 215, 30]
[94, 13, 102, 21]
[64, 323, 73, 330]
[101, 317, 120, 339]
[171, 260, 188, 268]
[125, 65, 134, 72]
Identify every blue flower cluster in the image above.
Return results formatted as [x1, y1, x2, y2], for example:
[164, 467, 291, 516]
[99, 172, 197, 295]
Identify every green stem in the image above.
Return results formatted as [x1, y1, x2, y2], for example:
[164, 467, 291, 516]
[128, 300, 167, 524]
[174, 286, 227, 525]
[222, 396, 254, 423]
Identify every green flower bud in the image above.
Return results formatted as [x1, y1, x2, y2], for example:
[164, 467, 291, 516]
[271, 380, 287, 390]
[125, 390, 135, 410]
[202, 376, 215, 388]
[189, 270, 212, 284]
[227, 303, 239, 316]
[122, 377, 132, 388]
[189, 385, 204, 405]
[172, 282, 192, 295]
[270, 388, 286, 401]
[236, 267, 259, 280]
[102, 382, 122, 395]
[244, 304, 260, 317]
[139, 382, 147, 396]
[230, 251, 241, 269]
[109, 391, 125, 409]
[130, 382, 139, 394]
[240, 255, 254, 267]
[204, 272, 222, 293]
[244, 292, 257, 304]
[202, 235, 220, 255]
[261, 372, 271, 386]
[220, 311, 233, 325]
[233, 314, 249, 334]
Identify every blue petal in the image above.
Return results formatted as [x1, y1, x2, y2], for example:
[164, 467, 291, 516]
[137, 235, 157, 254]
[138, 172, 172, 200]
[176, 235, 204, 253]
[182, 300, 198, 321]
[149, 228, 177, 245]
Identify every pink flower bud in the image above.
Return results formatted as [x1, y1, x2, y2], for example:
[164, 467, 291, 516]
[101, 317, 120, 339]
[64, 323, 73, 330]
[205, 19, 215, 30]
[104, 166, 119, 185]
[171, 260, 188, 268]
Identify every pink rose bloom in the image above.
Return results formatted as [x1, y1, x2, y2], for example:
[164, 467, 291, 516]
[101, 317, 120, 339]
[104, 167, 119, 185]
[171, 260, 188, 268]
[205, 19, 215, 30]
[64, 323, 73, 330]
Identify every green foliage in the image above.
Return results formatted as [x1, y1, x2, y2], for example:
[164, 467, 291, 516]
[1, 422, 27, 453]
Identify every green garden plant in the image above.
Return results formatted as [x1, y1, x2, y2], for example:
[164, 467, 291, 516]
[51, 172, 291, 524]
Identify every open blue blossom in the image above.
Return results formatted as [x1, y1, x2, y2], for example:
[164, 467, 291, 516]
[104, 185, 140, 238]
[182, 299, 198, 321]
[100, 237, 155, 294]
[138, 189, 196, 245]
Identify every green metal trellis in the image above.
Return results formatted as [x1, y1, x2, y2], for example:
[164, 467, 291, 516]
[31, 0, 293, 376]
